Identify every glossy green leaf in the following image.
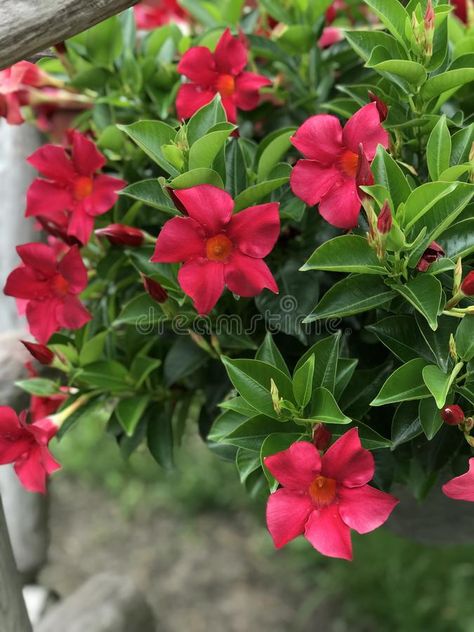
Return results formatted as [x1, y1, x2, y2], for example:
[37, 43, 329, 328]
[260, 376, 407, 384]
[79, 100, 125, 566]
[426, 116, 451, 181]
[455, 315, 474, 361]
[304, 387, 351, 425]
[371, 359, 431, 406]
[393, 275, 443, 331]
[224, 415, 293, 451]
[188, 127, 234, 170]
[147, 407, 174, 469]
[78, 361, 130, 391]
[233, 177, 289, 212]
[79, 331, 108, 366]
[186, 95, 227, 145]
[257, 128, 295, 182]
[363, 0, 411, 44]
[295, 333, 341, 395]
[120, 179, 178, 214]
[419, 397, 443, 440]
[116, 395, 150, 436]
[391, 401, 422, 448]
[255, 334, 290, 378]
[15, 378, 61, 397]
[421, 68, 474, 99]
[367, 315, 434, 363]
[293, 354, 315, 408]
[372, 146, 411, 210]
[422, 365, 452, 409]
[302, 235, 386, 275]
[169, 168, 224, 189]
[236, 448, 261, 484]
[403, 182, 458, 230]
[118, 120, 178, 175]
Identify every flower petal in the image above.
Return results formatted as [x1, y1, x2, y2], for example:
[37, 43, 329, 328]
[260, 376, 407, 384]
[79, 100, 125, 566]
[266, 488, 313, 548]
[290, 160, 342, 207]
[227, 202, 280, 258]
[14, 447, 48, 493]
[25, 179, 74, 218]
[26, 298, 61, 344]
[224, 251, 278, 297]
[176, 83, 217, 120]
[304, 505, 353, 560]
[177, 46, 218, 85]
[221, 96, 237, 124]
[151, 217, 206, 263]
[214, 28, 248, 75]
[264, 441, 321, 490]
[342, 102, 389, 160]
[17, 243, 57, 276]
[3, 266, 49, 300]
[27, 145, 76, 182]
[442, 458, 474, 502]
[56, 295, 91, 330]
[234, 71, 271, 110]
[291, 114, 343, 163]
[67, 206, 95, 245]
[338, 484, 399, 533]
[173, 185, 234, 234]
[178, 258, 224, 314]
[321, 428, 374, 488]
[58, 245, 88, 293]
[70, 130, 106, 175]
[83, 174, 125, 216]
[319, 178, 361, 229]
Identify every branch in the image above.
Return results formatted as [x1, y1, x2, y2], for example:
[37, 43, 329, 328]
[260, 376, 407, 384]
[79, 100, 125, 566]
[0, 0, 138, 70]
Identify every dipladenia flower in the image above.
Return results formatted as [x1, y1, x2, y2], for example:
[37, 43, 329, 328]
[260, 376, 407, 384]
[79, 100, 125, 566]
[95, 224, 145, 247]
[416, 241, 445, 272]
[290, 103, 389, 229]
[0, 406, 60, 493]
[21, 340, 54, 366]
[376, 201, 393, 234]
[142, 276, 169, 304]
[25, 130, 126, 245]
[151, 184, 279, 314]
[176, 28, 271, 123]
[134, 0, 189, 30]
[264, 429, 398, 560]
[442, 458, 474, 501]
[451, 0, 470, 23]
[3, 243, 91, 344]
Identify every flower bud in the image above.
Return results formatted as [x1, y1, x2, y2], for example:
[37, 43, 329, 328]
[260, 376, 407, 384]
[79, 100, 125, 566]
[95, 224, 145, 247]
[441, 404, 465, 426]
[368, 91, 388, 122]
[312, 423, 332, 451]
[416, 241, 445, 272]
[425, 0, 435, 31]
[20, 340, 54, 365]
[461, 270, 474, 296]
[142, 276, 168, 303]
[377, 201, 393, 234]
[356, 144, 374, 196]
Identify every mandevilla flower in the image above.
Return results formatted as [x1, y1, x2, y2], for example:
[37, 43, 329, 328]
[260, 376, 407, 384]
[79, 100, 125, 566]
[3, 243, 91, 344]
[461, 270, 474, 295]
[441, 404, 465, 426]
[264, 429, 398, 560]
[25, 130, 126, 245]
[151, 184, 279, 314]
[21, 340, 54, 366]
[416, 241, 445, 272]
[142, 276, 169, 304]
[0, 406, 60, 494]
[318, 27, 344, 49]
[134, 0, 189, 30]
[442, 458, 474, 501]
[176, 28, 271, 123]
[290, 103, 389, 229]
[451, 0, 469, 23]
[95, 224, 145, 247]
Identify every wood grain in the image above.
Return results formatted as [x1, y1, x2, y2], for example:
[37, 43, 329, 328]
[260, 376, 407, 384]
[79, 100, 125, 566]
[0, 495, 32, 632]
[0, 0, 138, 70]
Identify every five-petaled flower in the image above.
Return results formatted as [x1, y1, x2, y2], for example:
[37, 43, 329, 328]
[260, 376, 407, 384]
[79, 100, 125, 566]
[176, 28, 271, 123]
[442, 458, 474, 502]
[3, 242, 91, 344]
[151, 184, 280, 314]
[0, 406, 60, 494]
[134, 0, 189, 29]
[264, 428, 398, 560]
[25, 130, 126, 245]
[290, 103, 389, 229]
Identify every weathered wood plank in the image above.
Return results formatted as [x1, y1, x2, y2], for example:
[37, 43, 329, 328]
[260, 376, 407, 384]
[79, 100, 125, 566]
[0, 0, 138, 70]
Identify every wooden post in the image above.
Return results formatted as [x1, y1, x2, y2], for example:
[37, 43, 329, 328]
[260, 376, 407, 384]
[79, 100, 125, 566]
[0, 495, 33, 632]
[0, 0, 138, 70]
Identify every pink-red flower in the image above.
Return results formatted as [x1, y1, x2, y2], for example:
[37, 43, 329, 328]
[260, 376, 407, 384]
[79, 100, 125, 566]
[0, 406, 60, 493]
[0, 61, 57, 125]
[290, 103, 389, 229]
[3, 243, 91, 344]
[416, 241, 445, 272]
[21, 340, 55, 366]
[264, 429, 398, 560]
[451, 0, 469, 22]
[25, 130, 126, 245]
[176, 28, 271, 123]
[151, 184, 280, 314]
[134, 0, 189, 29]
[442, 458, 474, 501]
[318, 27, 344, 49]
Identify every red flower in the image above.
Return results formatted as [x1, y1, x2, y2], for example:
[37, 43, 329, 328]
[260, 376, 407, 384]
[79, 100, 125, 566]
[3, 243, 91, 344]
[95, 224, 145, 247]
[442, 458, 474, 502]
[376, 201, 393, 234]
[416, 241, 445, 272]
[0, 61, 55, 125]
[151, 184, 279, 314]
[134, 0, 189, 29]
[325, 0, 348, 24]
[25, 130, 126, 245]
[461, 270, 474, 296]
[318, 27, 344, 49]
[290, 104, 389, 229]
[142, 276, 169, 303]
[0, 406, 60, 493]
[264, 429, 398, 560]
[176, 28, 271, 123]
[451, 0, 468, 22]
[21, 340, 54, 365]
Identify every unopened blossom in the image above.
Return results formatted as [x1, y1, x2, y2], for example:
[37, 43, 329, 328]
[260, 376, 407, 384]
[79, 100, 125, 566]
[265, 429, 398, 560]
[442, 458, 474, 501]
[142, 276, 169, 304]
[95, 224, 145, 247]
[21, 340, 54, 366]
[441, 405, 465, 426]
[290, 103, 389, 229]
[461, 270, 474, 295]
[451, 0, 470, 23]
[368, 91, 389, 122]
[134, 0, 189, 30]
[176, 28, 271, 123]
[151, 184, 279, 314]
[26, 130, 126, 245]
[312, 424, 332, 451]
[377, 202, 393, 234]
[416, 241, 445, 272]
[3, 243, 91, 343]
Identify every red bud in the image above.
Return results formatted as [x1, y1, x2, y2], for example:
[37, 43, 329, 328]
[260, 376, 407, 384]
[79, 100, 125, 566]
[441, 404, 465, 426]
[425, 0, 435, 30]
[416, 241, 445, 272]
[461, 270, 474, 296]
[377, 201, 393, 234]
[356, 144, 374, 196]
[368, 91, 389, 122]
[312, 423, 332, 451]
[142, 276, 168, 303]
[21, 340, 54, 365]
[95, 224, 145, 247]
[166, 187, 188, 215]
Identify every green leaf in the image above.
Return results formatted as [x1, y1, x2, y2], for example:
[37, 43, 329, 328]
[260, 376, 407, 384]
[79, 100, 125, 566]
[455, 315, 474, 362]
[426, 116, 451, 181]
[186, 94, 227, 145]
[367, 54, 426, 87]
[419, 397, 443, 440]
[130, 356, 161, 389]
[293, 355, 315, 408]
[15, 378, 61, 397]
[416, 314, 453, 372]
[224, 415, 294, 451]
[423, 362, 463, 409]
[114, 293, 166, 327]
[79, 331, 108, 366]
[255, 334, 290, 378]
[451, 124, 474, 165]
[79, 361, 130, 391]
[295, 333, 341, 395]
[302, 235, 386, 275]
[84, 16, 123, 68]
[367, 315, 434, 364]
[363, 0, 411, 44]
[169, 168, 224, 189]
[219, 397, 259, 417]
[257, 128, 295, 182]
[233, 177, 288, 212]
[303, 387, 351, 425]
[393, 275, 443, 331]
[164, 337, 208, 386]
[208, 409, 247, 442]
[304, 275, 396, 322]
[188, 127, 234, 170]
[221, 357, 295, 419]
[391, 401, 422, 448]
[437, 219, 474, 261]
[334, 358, 359, 400]
[118, 120, 178, 176]
[372, 146, 412, 210]
[371, 358, 431, 406]
[147, 407, 174, 469]
[225, 138, 248, 198]
[116, 395, 150, 436]
[345, 30, 406, 61]
[236, 448, 261, 484]
[421, 68, 474, 99]
[120, 180, 178, 214]
[403, 182, 458, 230]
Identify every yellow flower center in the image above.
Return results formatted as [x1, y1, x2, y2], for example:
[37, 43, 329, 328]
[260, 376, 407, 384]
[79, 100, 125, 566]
[206, 234, 233, 262]
[216, 74, 236, 98]
[339, 149, 360, 178]
[308, 475, 337, 507]
[73, 176, 93, 200]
